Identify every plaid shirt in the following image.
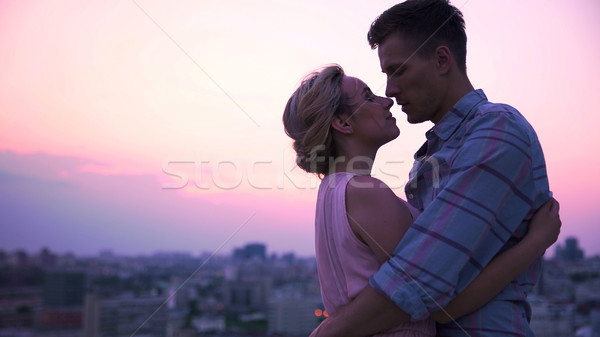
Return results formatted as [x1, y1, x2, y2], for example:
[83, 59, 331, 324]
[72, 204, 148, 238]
[370, 90, 551, 336]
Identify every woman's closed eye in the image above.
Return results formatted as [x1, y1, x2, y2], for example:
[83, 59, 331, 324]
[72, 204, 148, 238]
[364, 89, 376, 102]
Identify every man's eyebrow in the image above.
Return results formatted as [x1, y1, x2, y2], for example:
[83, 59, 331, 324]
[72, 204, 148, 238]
[382, 63, 404, 74]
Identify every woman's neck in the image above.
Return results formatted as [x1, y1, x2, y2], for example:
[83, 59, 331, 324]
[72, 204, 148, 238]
[329, 149, 377, 176]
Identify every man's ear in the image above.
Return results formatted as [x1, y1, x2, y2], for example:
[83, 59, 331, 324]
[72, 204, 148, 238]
[434, 46, 452, 75]
[331, 115, 353, 135]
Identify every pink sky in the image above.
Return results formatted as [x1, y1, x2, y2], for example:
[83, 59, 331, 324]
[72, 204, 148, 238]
[1, 0, 599, 257]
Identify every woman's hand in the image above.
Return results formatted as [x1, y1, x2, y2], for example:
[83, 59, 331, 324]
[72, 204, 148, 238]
[524, 197, 561, 252]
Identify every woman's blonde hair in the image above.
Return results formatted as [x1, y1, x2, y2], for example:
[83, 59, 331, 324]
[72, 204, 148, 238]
[283, 65, 350, 176]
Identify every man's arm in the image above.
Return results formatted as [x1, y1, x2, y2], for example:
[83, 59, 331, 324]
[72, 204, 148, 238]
[311, 285, 408, 337]
[430, 198, 561, 323]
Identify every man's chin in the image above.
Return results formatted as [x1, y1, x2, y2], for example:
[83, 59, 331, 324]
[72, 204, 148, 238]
[406, 116, 423, 124]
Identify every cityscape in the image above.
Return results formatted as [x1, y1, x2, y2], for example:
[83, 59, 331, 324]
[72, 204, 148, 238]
[0, 237, 598, 337]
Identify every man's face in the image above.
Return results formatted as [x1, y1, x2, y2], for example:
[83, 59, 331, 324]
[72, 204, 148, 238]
[378, 32, 446, 124]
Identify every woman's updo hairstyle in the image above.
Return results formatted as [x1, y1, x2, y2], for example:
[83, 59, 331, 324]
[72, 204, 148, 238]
[283, 65, 350, 176]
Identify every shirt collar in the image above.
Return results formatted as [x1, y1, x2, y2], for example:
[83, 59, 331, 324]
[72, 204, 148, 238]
[430, 89, 487, 141]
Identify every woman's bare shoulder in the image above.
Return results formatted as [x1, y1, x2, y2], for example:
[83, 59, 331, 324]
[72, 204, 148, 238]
[344, 175, 414, 263]
[345, 175, 412, 224]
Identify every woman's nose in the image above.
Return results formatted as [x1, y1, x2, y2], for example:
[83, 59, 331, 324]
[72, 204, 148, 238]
[383, 97, 394, 110]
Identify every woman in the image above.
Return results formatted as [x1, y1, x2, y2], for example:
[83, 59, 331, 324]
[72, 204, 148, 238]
[283, 65, 561, 336]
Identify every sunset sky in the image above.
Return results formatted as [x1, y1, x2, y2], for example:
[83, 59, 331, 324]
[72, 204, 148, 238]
[1, 0, 599, 257]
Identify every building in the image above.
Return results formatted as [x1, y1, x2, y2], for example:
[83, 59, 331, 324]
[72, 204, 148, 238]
[268, 295, 321, 336]
[38, 248, 57, 267]
[191, 315, 225, 333]
[556, 237, 585, 262]
[529, 295, 575, 337]
[43, 270, 86, 308]
[83, 294, 167, 337]
[0, 286, 41, 328]
[223, 279, 270, 315]
[233, 243, 266, 261]
[40, 269, 86, 329]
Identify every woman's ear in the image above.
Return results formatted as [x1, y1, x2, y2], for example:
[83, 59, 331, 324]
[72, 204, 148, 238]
[331, 115, 353, 135]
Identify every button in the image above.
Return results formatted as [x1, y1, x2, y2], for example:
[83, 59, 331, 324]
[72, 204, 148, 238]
[408, 194, 414, 199]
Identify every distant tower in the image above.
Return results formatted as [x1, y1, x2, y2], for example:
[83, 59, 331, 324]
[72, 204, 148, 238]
[233, 243, 266, 261]
[14, 250, 29, 267]
[555, 237, 585, 262]
[39, 247, 57, 267]
[244, 243, 266, 260]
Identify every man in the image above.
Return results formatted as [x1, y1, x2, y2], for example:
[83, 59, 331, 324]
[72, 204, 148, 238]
[313, 0, 552, 336]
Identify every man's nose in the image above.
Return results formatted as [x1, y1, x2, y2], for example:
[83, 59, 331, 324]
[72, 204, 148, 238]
[385, 81, 399, 99]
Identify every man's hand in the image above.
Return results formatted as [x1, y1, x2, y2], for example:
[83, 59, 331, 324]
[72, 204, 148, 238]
[309, 285, 410, 337]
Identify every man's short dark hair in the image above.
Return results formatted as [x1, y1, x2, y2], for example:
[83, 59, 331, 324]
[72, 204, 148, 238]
[368, 0, 467, 73]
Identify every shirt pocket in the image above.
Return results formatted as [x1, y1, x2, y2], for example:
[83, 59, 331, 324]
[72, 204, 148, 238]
[416, 154, 450, 209]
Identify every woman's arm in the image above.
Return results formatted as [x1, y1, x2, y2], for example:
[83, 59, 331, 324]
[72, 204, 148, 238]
[310, 176, 415, 337]
[430, 198, 561, 323]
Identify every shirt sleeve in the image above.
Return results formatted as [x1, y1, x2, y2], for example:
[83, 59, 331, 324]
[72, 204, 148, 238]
[370, 111, 543, 320]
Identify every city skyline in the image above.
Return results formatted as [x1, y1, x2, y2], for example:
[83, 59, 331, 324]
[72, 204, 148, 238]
[1, 0, 599, 257]
[0, 235, 593, 261]
[2, 238, 598, 336]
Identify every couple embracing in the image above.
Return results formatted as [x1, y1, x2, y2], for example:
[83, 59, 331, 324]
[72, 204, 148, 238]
[283, 1, 561, 336]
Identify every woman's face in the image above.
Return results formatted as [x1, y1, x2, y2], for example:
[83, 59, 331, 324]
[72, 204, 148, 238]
[341, 76, 400, 148]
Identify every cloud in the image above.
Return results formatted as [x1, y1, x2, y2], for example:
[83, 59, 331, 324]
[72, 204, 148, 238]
[0, 150, 316, 256]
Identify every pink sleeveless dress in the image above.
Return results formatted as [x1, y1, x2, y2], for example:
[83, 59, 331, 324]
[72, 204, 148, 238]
[315, 172, 436, 337]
